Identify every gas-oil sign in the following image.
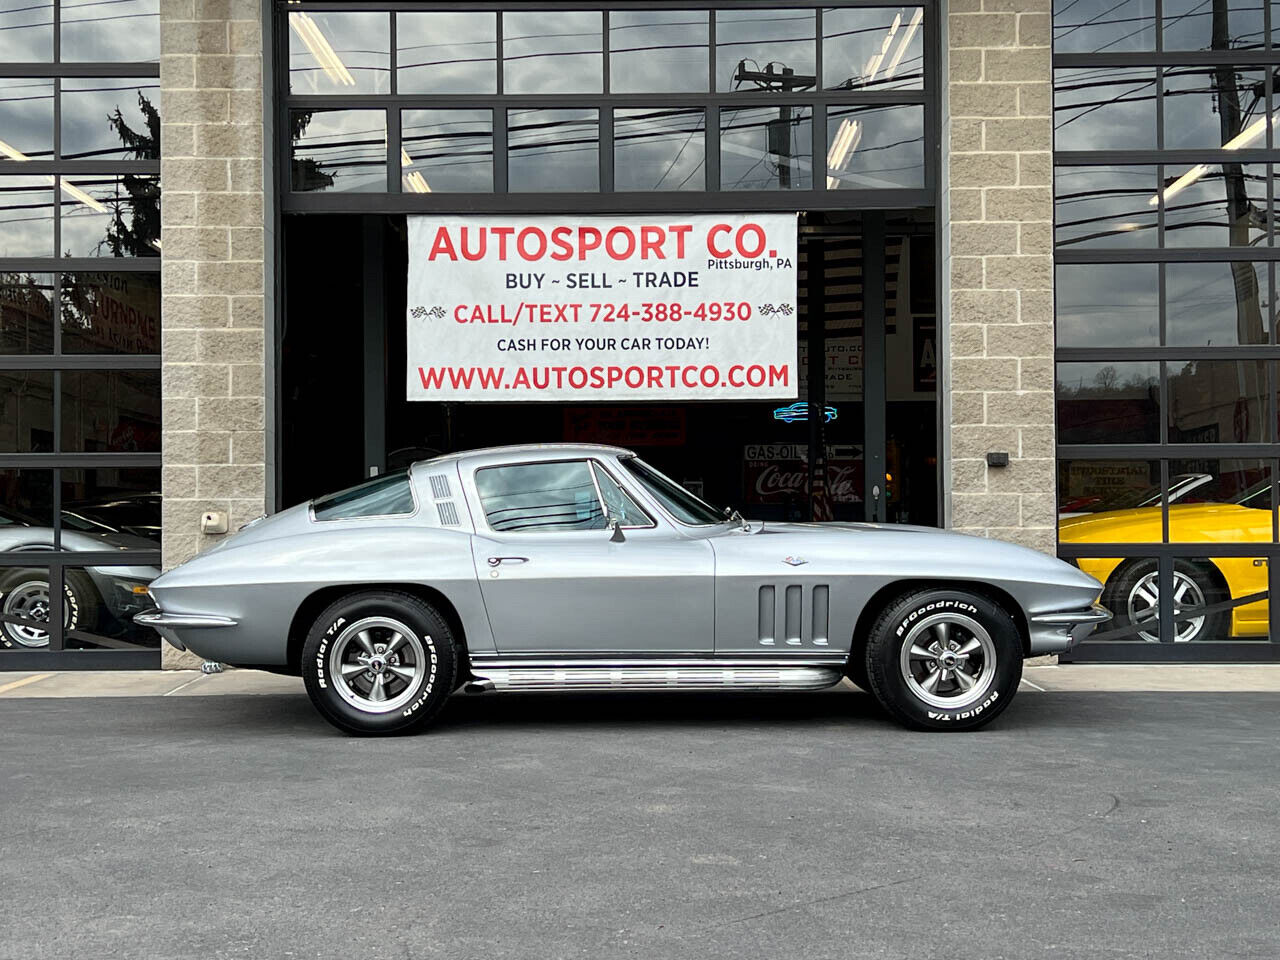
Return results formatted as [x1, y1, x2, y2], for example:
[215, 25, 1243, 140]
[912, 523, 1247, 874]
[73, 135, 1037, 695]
[405, 214, 798, 401]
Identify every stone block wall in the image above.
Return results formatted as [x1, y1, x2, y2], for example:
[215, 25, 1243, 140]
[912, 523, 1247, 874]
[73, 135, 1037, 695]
[945, 0, 1056, 553]
[159, 0, 267, 666]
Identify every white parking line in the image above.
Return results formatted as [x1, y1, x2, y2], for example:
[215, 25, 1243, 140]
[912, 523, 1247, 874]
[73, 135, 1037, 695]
[1020, 677, 1047, 692]
[162, 674, 206, 697]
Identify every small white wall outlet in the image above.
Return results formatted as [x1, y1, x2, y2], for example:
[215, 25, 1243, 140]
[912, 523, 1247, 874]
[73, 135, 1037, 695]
[200, 510, 229, 535]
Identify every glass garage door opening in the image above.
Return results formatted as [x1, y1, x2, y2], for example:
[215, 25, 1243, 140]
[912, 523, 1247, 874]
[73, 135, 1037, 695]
[278, 210, 939, 527]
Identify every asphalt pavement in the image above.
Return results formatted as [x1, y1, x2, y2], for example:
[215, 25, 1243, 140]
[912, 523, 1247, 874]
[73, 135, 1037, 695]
[2, 685, 1278, 959]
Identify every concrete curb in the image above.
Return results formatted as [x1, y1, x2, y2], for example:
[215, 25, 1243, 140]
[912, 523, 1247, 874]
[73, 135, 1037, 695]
[2, 665, 1280, 698]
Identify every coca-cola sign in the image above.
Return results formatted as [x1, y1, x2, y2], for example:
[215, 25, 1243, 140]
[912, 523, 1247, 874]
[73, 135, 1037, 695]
[743, 444, 863, 505]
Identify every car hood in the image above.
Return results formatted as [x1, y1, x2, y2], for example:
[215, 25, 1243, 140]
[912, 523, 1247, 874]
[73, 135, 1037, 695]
[1058, 502, 1260, 541]
[745, 520, 1099, 591]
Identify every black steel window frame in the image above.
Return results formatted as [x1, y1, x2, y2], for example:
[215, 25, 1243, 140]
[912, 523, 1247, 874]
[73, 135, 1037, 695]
[274, 0, 939, 214]
[0, 2, 161, 669]
[1053, 0, 1280, 659]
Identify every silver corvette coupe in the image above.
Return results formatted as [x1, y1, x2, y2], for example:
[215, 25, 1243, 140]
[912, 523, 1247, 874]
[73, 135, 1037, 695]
[137, 444, 1110, 734]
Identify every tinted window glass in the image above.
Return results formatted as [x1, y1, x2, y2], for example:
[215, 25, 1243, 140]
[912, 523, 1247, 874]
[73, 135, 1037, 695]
[1055, 263, 1158, 348]
[59, 175, 160, 258]
[503, 11, 603, 95]
[1056, 361, 1160, 444]
[1054, 68, 1157, 151]
[1162, 163, 1268, 248]
[823, 7, 924, 91]
[401, 109, 493, 193]
[721, 105, 812, 190]
[61, 369, 160, 451]
[1163, 0, 1264, 51]
[1052, 0, 1155, 53]
[715, 9, 815, 93]
[397, 12, 496, 94]
[61, 78, 160, 161]
[591, 463, 652, 527]
[1053, 165, 1159, 248]
[507, 109, 599, 191]
[1165, 262, 1269, 346]
[0, 79, 53, 161]
[288, 10, 389, 95]
[0, 1, 53, 61]
[313, 471, 415, 520]
[614, 107, 706, 191]
[826, 104, 924, 189]
[620, 457, 723, 524]
[0, 273, 54, 354]
[1162, 67, 1266, 151]
[61, 272, 161, 354]
[290, 109, 387, 193]
[61, 0, 159, 62]
[0, 371, 54, 452]
[0, 177, 54, 257]
[1168, 359, 1269, 443]
[475, 460, 604, 532]
[609, 10, 709, 93]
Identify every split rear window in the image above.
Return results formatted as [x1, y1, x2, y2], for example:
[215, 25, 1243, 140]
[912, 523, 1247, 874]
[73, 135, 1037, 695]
[312, 471, 415, 520]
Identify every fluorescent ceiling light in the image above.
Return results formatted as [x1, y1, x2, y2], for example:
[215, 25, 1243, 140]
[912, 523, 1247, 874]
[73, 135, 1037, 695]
[289, 12, 355, 87]
[0, 140, 111, 213]
[826, 118, 863, 188]
[1151, 113, 1278, 205]
[863, 13, 902, 86]
[59, 179, 110, 213]
[0, 138, 28, 162]
[400, 147, 431, 193]
[885, 9, 924, 79]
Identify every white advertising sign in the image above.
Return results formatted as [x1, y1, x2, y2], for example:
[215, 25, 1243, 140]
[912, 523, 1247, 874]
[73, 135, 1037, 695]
[405, 214, 798, 401]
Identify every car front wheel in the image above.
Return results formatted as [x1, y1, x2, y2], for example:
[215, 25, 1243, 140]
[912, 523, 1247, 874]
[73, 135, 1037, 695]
[301, 590, 457, 735]
[863, 588, 1022, 731]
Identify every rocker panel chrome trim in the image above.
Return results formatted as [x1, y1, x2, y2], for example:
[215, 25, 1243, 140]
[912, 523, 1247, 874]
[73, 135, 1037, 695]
[466, 658, 845, 692]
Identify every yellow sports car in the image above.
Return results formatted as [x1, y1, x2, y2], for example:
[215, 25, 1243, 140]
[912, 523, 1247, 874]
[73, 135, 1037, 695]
[1058, 480, 1271, 642]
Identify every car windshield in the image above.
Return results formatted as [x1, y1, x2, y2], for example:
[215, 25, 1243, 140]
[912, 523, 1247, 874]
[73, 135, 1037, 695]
[620, 457, 724, 525]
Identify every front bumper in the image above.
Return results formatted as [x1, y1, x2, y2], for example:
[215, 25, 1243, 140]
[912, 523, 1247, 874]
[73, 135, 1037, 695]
[133, 610, 237, 650]
[1028, 602, 1113, 654]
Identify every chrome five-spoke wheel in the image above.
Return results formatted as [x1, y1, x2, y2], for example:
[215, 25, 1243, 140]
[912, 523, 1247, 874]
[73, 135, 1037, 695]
[1126, 569, 1204, 643]
[328, 616, 433, 714]
[898, 612, 997, 710]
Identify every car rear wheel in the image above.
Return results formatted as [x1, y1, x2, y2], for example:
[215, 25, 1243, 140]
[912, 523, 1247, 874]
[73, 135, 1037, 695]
[864, 588, 1022, 731]
[1102, 559, 1228, 643]
[301, 590, 457, 735]
[0, 569, 97, 649]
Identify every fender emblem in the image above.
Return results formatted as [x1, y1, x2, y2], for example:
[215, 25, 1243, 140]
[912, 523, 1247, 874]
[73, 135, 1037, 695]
[782, 556, 808, 566]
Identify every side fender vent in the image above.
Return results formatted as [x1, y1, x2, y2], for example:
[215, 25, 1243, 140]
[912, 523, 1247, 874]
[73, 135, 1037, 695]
[436, 501, 460, 526]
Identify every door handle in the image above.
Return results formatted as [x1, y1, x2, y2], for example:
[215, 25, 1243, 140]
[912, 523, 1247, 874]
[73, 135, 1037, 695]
[487, 556, 529, 567]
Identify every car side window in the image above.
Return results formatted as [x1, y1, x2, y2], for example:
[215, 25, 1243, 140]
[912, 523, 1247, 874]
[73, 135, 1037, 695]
[591, 462, 653, 527]
[475, 460, 606, 532]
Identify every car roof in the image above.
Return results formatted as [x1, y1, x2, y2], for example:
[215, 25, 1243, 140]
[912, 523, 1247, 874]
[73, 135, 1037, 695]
[412, 443, 636, 471]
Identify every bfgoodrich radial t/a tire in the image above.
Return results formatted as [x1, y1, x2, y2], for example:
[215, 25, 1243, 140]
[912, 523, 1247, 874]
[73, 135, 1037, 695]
[302, 590, 457, 735]
[865, 588, 1022, 731]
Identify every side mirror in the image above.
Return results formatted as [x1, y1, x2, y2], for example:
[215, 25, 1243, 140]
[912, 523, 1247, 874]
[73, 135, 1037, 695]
[607, 516, 626, 543]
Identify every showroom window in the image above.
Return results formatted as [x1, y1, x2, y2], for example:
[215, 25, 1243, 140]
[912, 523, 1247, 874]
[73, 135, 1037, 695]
[0, 0, 161, 667]
[1053, 0, 1280, 658]
[278, 3, 936, 211]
